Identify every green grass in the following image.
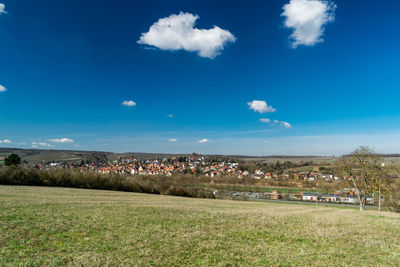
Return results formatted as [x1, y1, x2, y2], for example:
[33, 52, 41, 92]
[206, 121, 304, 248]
[1, 186, 399, 266]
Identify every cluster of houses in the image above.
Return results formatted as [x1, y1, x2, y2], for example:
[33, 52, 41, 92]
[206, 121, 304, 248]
[34, 157, 340, 182]
[36, 156, 244, 177]
[96, 156, 245, 177]
[253, 166, 338, 181]
[228, 189, 375, 204]
[301, 192, 374, 204]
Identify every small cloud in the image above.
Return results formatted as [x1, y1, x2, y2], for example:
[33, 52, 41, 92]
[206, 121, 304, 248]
[73, 144, 80, 148]
[0, 139, 12, 144]
[259, 118, 271, 123]
[32, 142, 53, 148]
[0, 84, 7, 92]
[138, 12, 236, 59]
[122, 100, 136, 107]
[261, 118, 292, 128]
[282, 0, 336, 48]
[263, 140, 268, 144]
[48, 138, 74, 143]
[168, 138, 178, 142]
[17, 142, 27, 145]
[0, 3, 6, 15]
[198, 138, 210, 143]
[248, 100, 276, 113]
[273, 120, 292, 128]
[167, 114, 175, 118]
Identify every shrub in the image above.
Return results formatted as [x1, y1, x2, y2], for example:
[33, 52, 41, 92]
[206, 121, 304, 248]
[0, 167, 215, 200]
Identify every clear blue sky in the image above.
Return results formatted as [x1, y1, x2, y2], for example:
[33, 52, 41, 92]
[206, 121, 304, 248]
[0, 0, 400, 155]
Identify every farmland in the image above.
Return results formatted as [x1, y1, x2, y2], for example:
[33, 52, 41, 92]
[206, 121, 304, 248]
[1, 186, 399, 266]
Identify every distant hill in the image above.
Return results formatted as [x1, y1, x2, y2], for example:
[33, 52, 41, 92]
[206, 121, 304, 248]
[0, 148, 200, 164]
[1, 147, 399, 164]
[0, 148, 112, 164]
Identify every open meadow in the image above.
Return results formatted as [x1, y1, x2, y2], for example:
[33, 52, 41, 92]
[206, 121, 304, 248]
[1, 185, 399, 266]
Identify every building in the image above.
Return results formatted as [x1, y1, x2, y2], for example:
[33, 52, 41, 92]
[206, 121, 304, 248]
[302, 193, 318, 201]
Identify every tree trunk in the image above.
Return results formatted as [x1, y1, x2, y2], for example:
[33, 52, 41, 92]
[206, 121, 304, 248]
[378, 186, 381, 212]
[360, 199, 365, 211]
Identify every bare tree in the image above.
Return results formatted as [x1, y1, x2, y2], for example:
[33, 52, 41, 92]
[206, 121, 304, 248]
[336, 146, 380, 211]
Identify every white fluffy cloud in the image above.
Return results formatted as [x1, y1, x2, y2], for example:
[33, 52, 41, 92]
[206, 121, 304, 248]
[167, 114, 175, 118]
[168, 138, 178, 142]
[138, 12, 236, 59]
[32, 142, 53, 148]
[248, 100, 276, 113]
[198, 138, 210, 143]
[122, 100, 136, 107]
[0, 3, 6, 15]
[0, 139, 12, 144]
[282, 0, 336, 48]
[259, 118, 271, 123]
[274, 120, 292, 128]
[0, 84, 6, 92]
[48, 138, 74, 143]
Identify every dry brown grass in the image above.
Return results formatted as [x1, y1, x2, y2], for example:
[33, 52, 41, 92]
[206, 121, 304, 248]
[1, 185, 399, 266]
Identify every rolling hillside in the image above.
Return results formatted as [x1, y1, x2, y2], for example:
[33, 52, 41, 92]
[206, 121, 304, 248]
[1, 147, 400, 165]
[0, 147, 338, 164]
[1, 186, 399, 266]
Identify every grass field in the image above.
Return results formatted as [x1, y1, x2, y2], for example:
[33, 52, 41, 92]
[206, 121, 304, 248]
[1, 186, 399, 266]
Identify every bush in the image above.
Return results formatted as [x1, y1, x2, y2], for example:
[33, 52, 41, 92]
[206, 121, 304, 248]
[4, 154, 22, 166]
[0, 166, 215, 200]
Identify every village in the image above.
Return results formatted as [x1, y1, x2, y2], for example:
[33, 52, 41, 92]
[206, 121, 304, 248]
[28, 155, 377, 205]
[32, 155, 337, 181]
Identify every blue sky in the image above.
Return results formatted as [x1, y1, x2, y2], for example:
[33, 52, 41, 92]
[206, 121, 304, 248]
[0, 0, 400, 155]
